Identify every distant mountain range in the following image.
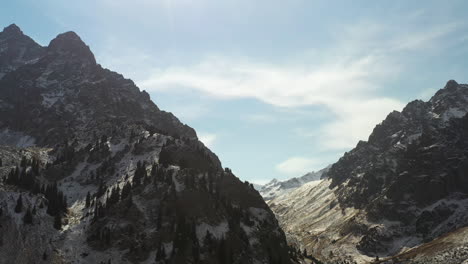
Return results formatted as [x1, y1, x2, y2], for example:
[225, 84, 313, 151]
[258, 167, 330, 201]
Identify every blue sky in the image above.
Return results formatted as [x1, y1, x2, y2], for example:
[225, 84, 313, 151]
[2, 0, 468, 184]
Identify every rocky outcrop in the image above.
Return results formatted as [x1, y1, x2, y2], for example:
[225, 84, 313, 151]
[0, 24, 45, 79]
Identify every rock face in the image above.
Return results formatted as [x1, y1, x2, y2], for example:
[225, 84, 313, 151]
[269, 81, 468, 263]
[0, 24, 45, 80]
[0, 24, 293, 264]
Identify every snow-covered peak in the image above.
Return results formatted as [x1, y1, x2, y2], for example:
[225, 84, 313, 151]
[263, 178, 278, 188]
[259, 166, 330, 201]
[428, 81, 468, 123]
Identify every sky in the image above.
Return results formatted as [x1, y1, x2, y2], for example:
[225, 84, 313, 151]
[2, 0, 468, 184]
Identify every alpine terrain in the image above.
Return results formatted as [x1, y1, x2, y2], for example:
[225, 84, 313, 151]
[0, 24, 296, 264]
[259, 167, 329, 202]
[267, 80, 468, 264]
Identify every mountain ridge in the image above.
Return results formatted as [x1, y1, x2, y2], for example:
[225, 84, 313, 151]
[0, 24, 295, 264]
[268, 80, 468, 264]
[259, 166, 330, 201]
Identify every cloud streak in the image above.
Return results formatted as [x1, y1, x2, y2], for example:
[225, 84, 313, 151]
[276, 157, 318, 176]
[139, 19, 463, 150]
[198, 133, 218, 149]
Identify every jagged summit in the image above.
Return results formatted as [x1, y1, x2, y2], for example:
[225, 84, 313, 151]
[1, 23, 23, 36]
[48, 31, 96, 64]
[0, 24, 44, 80]
[444, 79, 459, 90]
[259, 167, 329, 201]
[0, 24, 97, 65]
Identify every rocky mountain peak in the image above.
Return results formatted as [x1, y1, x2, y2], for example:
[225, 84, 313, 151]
[1, 23, 23, 37]
[432, 79, 466, 98]
[444, 79, 459, 90]
[48, 31, 96, 64]
[0, 24, 44, 79]
[259, 167, 329, 201]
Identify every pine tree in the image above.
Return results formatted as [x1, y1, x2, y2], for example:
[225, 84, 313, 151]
[32, 182, 41, 194]
[101, 134, 108, 145]
[192, 241, 200, 262]
[204, 231, 213, 249]
[20, 170, 35, 189]
[156, 209, 162, 230]
[217, 238, 227, 264]
[54, 213, 62, 230]
[62, 193, 68, 210]
[85, 191, 91, 208]
[96, 180, 106, 198]
[151, 163, 158, 179]
[94, 200, 100, 220]
[6, 167, 19, 185]
[125, 193, 133, 209]
[133, 161, 147, 186]
[23, 207, 33, 224]
[121, 182, 132, 200]
[103, 228, 111, 245]
[14, 194, 23, 213]
[31, 158, 40, 174]
[105, 192, 110, 207]
[20, 156, 27, 168]
[156, 243, 166, 261]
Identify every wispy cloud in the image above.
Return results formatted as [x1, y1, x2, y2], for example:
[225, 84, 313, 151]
[249, 179, 272, 186]
[140, 55, 386, 107]
[138, 52, 396, 150]
[139, 19, 463, 149]
[275, 156, 318, 176]
[163, 102, 211, 122]
[246, 114, 277, 124]
[198, 132, 218, 148]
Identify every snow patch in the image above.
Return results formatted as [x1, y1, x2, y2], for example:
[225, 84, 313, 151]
[441, 107, 466, 122]
[41, 90, 64, 108]
[259, 166, 329, 201]
[0, 129, 35, 147]
[172, 170, 185, 192]
[196, 221, 229, 245]
[248, 207, 270, 222]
